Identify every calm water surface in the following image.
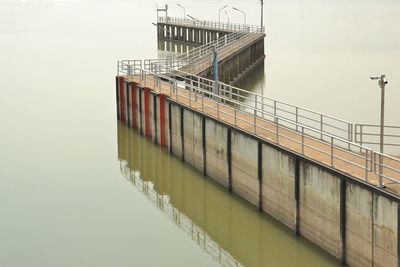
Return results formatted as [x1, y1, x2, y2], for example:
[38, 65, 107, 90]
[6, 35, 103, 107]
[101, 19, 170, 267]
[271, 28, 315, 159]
[0, 0, 399, 266]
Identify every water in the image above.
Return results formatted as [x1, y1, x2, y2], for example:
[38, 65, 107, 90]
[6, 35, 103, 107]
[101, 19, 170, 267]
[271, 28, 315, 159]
[0, 0, 399, 266]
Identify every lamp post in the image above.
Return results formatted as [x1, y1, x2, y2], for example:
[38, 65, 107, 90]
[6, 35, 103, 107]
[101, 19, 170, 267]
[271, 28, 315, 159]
[260, 0, 264, 28]
[370, 74, 388, 188]
[232, 7, 246, 25]
[152, 22, 173, 57]
[225, 10, 230, 23]
[177, 3, 186, 19]
[219, 5, 228, 24]
[156, 4, 168, 21]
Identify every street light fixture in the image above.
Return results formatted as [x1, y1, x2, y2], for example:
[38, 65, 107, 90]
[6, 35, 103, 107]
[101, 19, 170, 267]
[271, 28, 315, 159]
[177, 3, 186, 19]
[260, 0, 264, 28]
[370, 74, 388, 188]
[219, 5, 228, 24]
[225, 10, 230, 23]
[232, 7, 246, 25]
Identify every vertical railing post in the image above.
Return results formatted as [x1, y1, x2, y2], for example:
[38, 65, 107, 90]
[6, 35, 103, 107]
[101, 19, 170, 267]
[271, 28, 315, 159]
[378, 153, 383, 187]
[365, 149, 369, 182]
[301, 127, 305, 155]
[189, 89, 192, 107]
[296, 107, 299, 132]
[320, 114, 323, 140]
[254, 109, 256, 134]
[217, 100, 220, 119]
[255, 95, 257, 117]
[234, 108, 237, 126]
[276, 118, 279, 144]
[330, 136, 334, 167]
[202, 94, 204, 112]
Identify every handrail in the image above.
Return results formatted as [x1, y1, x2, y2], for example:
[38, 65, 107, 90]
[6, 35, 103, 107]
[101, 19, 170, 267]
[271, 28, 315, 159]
[158, 16, 265, 34]
[355, 124, 400, 147]
[125, 61, 354, 143]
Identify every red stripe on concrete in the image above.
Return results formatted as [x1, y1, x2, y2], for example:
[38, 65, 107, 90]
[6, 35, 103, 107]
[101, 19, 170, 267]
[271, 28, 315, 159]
[119, 77, 125, 121]
[160, 94, 166, 146]
[144, 87, 150, 136]
[130, 82, 136, 128]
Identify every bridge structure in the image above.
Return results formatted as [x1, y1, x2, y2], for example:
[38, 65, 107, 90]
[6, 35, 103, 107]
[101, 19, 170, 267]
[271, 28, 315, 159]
[154, 16, 265, 85]
[116, 16, 400, 267]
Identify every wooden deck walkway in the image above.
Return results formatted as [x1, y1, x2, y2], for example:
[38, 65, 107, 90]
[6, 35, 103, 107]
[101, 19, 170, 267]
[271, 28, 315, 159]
[127, 75, 400, 196]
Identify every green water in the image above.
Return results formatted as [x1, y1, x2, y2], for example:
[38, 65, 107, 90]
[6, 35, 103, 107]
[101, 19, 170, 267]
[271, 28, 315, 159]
[0, 0, 399, 266]
[117, 122, 339, 266]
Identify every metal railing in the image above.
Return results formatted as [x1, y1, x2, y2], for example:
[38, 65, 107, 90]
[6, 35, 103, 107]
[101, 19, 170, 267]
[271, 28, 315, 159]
[117, 60, 142, 76]
[158, 16, 265, 34]
[355, 124, 400, 147]
[130, 63, 354, 143]
[144, 59, 194, 74]
[118, 63, 385, 185]
[373, 152, 400, 186]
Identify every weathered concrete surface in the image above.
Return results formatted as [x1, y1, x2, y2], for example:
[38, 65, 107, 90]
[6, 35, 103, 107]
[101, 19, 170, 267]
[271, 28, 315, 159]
[170, 104, 183, 158]
[231, 131, 259, 206]
[299, 161, 341, 258]
[261, 145, 296, 229]
[373, 194, 398, 267]
[205, 118, 228, 187]
[346, 183, 373, 267]
[183, 109, 203, 172]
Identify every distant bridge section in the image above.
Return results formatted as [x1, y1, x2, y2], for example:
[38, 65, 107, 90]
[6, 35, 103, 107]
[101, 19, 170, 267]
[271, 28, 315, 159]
[156, 16, 265, 85]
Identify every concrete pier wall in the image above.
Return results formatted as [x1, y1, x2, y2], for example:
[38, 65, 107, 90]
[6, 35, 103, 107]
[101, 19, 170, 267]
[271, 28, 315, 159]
[116, 78, 400, 267]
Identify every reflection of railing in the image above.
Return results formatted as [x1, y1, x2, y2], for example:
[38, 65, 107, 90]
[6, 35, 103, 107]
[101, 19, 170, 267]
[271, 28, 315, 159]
[119, 160, 243, 267]
[355, 124, 400, 147]
[158, 16, 265, 34]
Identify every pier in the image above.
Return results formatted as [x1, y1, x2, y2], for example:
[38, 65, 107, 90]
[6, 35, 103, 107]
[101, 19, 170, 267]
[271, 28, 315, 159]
[116, 17, 400, 267]
[154, 17, 265, 85]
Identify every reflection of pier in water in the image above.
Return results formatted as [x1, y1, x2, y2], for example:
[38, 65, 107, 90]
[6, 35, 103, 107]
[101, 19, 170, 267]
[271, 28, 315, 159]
[118, 122, 242, 266]
[117, 122, 338, 267]
[119, 161, 242, 267]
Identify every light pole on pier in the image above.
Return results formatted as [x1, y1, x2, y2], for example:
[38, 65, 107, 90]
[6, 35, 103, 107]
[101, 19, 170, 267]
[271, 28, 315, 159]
[260, 0, 264, 28]
[219, 5, 228, 24]
[225, 10, 230, 23]
[232, 7, 246, 25]
[370, 74, 388, 188]
[156, 4, 168, 21]
[177, 3, 186, 20]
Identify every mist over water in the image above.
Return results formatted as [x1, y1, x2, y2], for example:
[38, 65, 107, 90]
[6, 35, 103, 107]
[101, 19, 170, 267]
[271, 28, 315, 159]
[0, 0, 398, 266]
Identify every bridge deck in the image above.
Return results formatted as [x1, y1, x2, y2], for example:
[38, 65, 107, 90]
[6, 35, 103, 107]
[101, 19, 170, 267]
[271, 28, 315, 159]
[125, 75, 400, 196]
[179, 32, 264, 76]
